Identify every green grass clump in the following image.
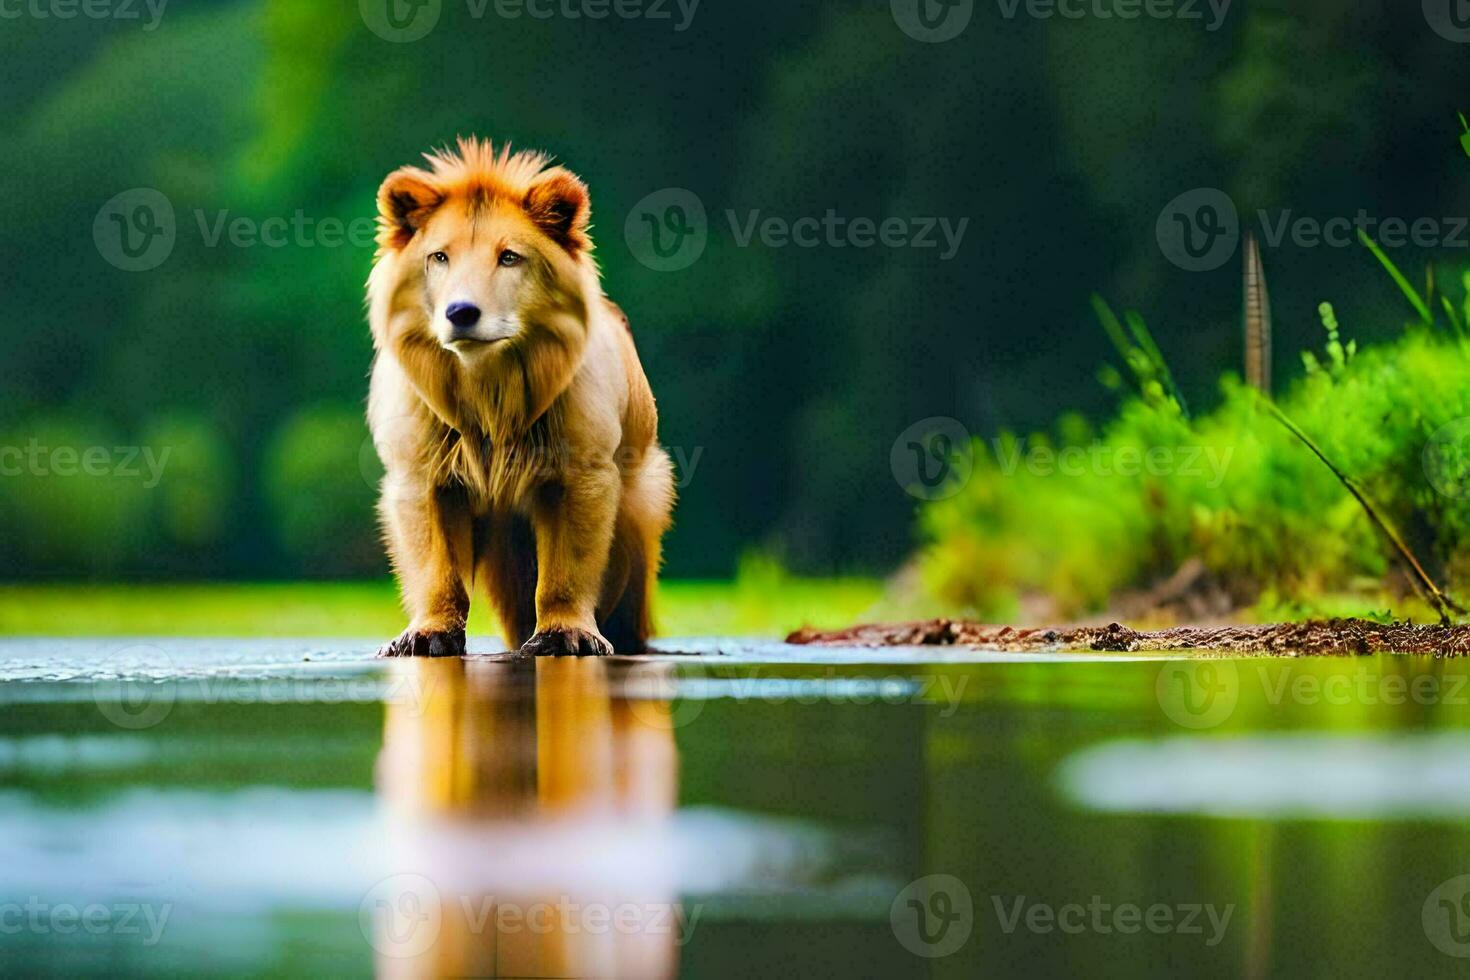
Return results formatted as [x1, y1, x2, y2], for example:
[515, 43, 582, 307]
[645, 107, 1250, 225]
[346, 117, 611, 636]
[919, 306, 1470, 621]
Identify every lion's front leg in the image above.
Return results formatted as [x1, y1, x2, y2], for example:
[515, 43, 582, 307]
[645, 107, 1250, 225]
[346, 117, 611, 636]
[377, 480, 473, 658]
[522, 463, 620, 657]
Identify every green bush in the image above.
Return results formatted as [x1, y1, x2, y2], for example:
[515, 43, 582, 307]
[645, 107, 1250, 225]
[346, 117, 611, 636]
[919, 312, 1470, 621]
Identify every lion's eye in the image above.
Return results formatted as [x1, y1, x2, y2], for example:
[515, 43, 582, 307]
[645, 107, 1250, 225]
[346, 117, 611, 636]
[498, 249, 523, 268]
[428, 251, 449, 265]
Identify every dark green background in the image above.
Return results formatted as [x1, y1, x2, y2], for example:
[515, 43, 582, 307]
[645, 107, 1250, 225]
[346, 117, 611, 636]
[2, 0, 1465, 579]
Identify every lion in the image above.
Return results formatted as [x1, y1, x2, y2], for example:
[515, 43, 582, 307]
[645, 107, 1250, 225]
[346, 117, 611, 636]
[366, 138, 674, 657]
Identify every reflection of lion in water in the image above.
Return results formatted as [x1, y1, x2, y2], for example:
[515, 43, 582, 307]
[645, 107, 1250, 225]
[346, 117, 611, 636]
[367, 138, 674, 658]
[374, 658, 681, 978]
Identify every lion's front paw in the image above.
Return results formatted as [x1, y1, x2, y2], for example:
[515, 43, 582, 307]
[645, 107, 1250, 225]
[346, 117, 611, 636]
[520, 626, 614, 658]
[376, 627, 466, 659]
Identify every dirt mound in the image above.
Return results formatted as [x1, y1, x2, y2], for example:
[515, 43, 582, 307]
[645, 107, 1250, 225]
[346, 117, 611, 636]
[785, 619, 1470, 657]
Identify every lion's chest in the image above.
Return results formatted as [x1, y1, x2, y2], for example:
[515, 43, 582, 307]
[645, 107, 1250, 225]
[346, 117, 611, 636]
[442, 428, 558, 511]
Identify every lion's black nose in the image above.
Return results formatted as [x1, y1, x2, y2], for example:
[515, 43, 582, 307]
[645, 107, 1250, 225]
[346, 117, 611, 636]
[446, 302, 481, 329]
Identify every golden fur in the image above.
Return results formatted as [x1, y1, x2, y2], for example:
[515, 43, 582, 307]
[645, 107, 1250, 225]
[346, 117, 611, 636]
[367, 138, 674, 657]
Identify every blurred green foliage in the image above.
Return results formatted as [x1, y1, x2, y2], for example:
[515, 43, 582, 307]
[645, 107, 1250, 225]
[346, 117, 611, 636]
[262, 405, 379, 575]
[2, 1, 1467, 582]
[920, 274, 1470, 620]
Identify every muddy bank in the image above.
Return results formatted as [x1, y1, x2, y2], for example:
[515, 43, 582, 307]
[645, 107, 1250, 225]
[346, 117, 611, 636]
[785, 619, 1470, 657]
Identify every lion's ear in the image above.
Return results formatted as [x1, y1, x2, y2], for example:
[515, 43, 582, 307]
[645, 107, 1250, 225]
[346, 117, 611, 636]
[524, 168, 591, 253]
[376, 167, 443, 250]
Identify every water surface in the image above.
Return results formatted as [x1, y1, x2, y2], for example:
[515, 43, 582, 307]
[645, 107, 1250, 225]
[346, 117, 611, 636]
[4, 638, 1470, 977]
